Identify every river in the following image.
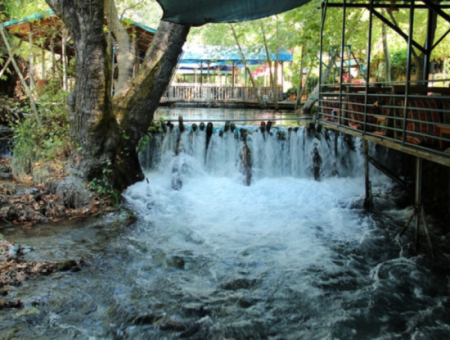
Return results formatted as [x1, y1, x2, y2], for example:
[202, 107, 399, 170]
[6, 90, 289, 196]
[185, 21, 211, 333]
[1, 107, 450, 339]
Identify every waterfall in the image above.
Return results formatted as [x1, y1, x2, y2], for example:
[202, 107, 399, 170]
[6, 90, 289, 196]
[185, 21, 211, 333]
[139, 124, 366, 184]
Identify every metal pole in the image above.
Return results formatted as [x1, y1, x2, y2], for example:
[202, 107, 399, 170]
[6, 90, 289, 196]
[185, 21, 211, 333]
[338, 0, 347, 127]
[414, 157, 422, 249]
[424, 8, 435, 82]
[363, 139, 373, 212]
[232, 61, 235, 88]
[200, 61, 203, 87]
[62, 29, 68, 92]
[402, 0, 415, 145]
[318, 0, 329, 120]
[363, 0, 374, 133]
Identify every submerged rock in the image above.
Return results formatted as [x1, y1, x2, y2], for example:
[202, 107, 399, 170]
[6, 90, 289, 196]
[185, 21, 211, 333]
[16, 307, 40, 316]
[54, 260, 78, 272]
[222, 278, 257, 290]
[167, 255, 185, 269]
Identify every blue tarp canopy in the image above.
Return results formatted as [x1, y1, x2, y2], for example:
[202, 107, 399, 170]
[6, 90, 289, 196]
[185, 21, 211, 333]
[156, 0, 312, 26]
[180, 45, 293, 65]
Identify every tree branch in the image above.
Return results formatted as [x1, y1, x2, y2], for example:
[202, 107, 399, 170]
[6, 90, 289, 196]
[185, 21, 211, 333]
[120, 0, 145, 20]
[387, 10, 418, 58]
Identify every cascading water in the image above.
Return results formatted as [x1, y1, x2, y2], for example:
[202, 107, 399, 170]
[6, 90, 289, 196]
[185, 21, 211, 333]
[2, 109, 450, 339]
[140, 124, 365, 183]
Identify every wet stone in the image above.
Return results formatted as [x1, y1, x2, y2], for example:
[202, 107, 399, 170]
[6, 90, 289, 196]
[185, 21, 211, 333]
[238, 296, 258, 308]
[133, 314, 157, 325]
[222, 278, 257, 290]
[159, 317, 188, 331]
[70, 266, 81, 272]
[182, 303, 211, 317]
[16, 307, 40, 317]
[54, 260, 78, 272]
[167, 256, 185, 269]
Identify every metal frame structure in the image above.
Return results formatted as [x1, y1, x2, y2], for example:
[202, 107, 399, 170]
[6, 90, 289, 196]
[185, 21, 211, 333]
[317, 0, 450, 256]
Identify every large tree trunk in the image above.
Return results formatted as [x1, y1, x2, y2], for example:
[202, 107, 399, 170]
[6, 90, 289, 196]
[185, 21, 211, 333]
[116, 21, 190, 153]
[381, 13, 391, 83]
[46, 0, 190, 191]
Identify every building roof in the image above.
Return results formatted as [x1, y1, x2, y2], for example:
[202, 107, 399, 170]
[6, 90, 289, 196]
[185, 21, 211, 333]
[180, 45, 293, 65]
[2, 10, 156, 56]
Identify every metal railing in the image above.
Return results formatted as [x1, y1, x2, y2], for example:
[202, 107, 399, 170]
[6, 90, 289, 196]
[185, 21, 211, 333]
[318, 79, 450, 158]
[161, 85, 283, 102]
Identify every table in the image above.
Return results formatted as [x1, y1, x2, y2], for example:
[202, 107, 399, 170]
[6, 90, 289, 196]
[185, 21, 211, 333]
[437, 125, 450, 150]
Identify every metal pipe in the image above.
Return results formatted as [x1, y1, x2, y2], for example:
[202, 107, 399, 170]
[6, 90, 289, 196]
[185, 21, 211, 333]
[337, 0, 347, 128]
[363, 0, 375, 134]
[414, 157, 422, 249]
[318, 0, 329, 120]
[424, 7, 435, 79]
[401, 0, 415, 145]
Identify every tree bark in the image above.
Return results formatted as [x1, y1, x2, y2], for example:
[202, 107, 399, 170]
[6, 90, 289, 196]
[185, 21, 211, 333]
[303, 58, 333, 113]
[104, 0, 134, 97]
[274, 19, 279, 109]
[381, 12, 391, 83]
[230, 24, 265, 108]
[116, 21, 190, 153]
[260, 23, 276, 107]
[45, 0, 190, 191]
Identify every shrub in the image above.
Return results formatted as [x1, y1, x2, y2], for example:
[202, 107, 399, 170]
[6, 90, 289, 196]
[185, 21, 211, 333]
[11, 89, 71, 183]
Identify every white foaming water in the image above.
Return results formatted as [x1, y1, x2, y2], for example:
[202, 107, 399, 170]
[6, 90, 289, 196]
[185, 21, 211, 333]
[124, 126, 411, 337]
[3, 121, 450, 339]
[120, 125, 450, 339]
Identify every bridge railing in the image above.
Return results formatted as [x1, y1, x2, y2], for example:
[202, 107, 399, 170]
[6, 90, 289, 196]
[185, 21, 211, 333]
[161, 85, 283, 102]
[318, 79, 450, 161]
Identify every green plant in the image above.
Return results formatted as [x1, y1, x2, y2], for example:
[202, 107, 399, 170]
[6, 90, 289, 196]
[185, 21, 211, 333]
[390, 48, 408, 81]
[10, 88, 71, 182]
[286, 87, 297, 96]
[305, 76, 319, 94]
[137, 118, 164, 153]
[88, 159, 121, 205]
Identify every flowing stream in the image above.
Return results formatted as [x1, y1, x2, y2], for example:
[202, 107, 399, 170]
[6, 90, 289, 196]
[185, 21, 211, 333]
[1, 108, 450, 339]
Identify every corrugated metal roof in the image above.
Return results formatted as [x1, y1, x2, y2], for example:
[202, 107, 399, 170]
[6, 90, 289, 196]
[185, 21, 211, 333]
[180, 45, 293, 64]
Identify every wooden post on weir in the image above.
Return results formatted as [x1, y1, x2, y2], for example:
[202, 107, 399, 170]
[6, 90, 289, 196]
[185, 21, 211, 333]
[363, 140, 373, 212]
[178, 116, 185, 133]
[399, 157, 436, 259]
[334, 131, 339, 157]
